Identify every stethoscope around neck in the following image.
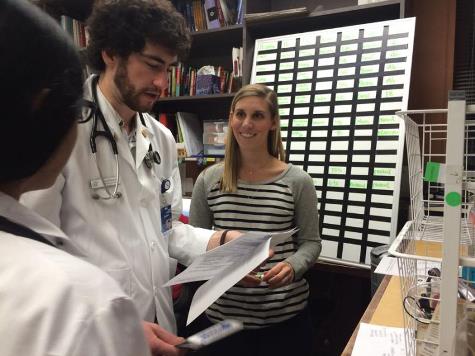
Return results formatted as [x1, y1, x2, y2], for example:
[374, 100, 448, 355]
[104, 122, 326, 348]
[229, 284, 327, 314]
[80, 75, 161, 200]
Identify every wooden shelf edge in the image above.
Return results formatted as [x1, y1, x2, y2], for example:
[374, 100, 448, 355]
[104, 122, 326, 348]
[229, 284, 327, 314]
[190, 24, 243, 38]
[246, 0, 403, 30]
[158, 93, 235, 103]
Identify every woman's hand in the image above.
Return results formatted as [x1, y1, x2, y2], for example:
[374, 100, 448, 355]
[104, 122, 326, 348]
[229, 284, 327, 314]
[238, 273, 263, 287]
[263, 261, 294, 289]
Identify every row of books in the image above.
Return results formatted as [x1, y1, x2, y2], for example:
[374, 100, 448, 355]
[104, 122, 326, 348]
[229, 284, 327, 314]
[165, 64, 235, 97]
[60, 16, 87, 48]
[172, 0, 243, 32]
[158, 112, 226, 157]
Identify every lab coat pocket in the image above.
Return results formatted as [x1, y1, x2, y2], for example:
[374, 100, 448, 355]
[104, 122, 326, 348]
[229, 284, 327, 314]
[105, 267, 133, 296]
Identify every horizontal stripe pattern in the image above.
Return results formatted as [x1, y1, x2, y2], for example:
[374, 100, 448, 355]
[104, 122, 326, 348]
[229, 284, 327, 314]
[206, 179, 309, 328]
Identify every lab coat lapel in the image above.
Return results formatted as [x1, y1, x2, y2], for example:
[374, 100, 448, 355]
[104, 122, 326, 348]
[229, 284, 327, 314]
[107, 120, 136, 173]
[136, 115, 157, 204]
[135, 115, 152, 171]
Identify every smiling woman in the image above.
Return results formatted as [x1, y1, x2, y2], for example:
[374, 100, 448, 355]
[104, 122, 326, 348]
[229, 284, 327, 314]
[189, 84, 322, 356]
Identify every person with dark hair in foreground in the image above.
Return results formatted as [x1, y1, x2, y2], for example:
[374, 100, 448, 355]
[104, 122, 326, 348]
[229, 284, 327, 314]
[21, 1, 239, 354]
[0, 0, 159, 355]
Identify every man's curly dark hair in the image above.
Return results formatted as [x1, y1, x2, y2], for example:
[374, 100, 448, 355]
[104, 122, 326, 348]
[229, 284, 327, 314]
[86, 0, 191, 71]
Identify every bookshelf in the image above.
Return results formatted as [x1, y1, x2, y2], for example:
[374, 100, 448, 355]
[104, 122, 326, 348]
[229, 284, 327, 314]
[155, 0, 405, 113]
[33, 0, 405, 176]
[32, 0, 405, 132]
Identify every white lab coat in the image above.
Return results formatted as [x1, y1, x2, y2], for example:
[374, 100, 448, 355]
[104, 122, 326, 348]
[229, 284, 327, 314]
[21, 75, 212, 333]
[0, 192, 150, 356]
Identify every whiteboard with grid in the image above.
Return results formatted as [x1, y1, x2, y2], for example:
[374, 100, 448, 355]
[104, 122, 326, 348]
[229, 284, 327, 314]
[251, 18, 415, 265]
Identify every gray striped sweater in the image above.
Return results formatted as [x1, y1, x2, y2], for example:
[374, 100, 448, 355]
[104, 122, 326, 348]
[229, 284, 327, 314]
[190, 163, 321, 328]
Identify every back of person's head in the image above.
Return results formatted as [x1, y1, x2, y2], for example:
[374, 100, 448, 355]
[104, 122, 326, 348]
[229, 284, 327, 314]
[87, 0, 191, 71]
[0, 0, 82, 183]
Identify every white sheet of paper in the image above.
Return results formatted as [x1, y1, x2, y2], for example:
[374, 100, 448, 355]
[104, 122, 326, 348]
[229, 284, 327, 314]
[187, 238, 270, 325]
[351, 323, 406, 356]
[163, 229, 297, 324]
[164, 229, 295, 286]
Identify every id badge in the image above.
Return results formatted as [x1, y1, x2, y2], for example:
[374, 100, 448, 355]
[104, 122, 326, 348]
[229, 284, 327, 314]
[161, 204, 172, 233]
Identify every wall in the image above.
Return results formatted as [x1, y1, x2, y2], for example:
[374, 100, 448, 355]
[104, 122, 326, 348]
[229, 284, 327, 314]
[407, 0, 456, 112]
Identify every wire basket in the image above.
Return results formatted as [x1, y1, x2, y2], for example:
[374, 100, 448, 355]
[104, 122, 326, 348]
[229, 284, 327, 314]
[389, 106, 475, 355]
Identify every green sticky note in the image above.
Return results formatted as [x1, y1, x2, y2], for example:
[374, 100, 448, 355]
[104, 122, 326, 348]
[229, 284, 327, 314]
[446, 192, 462, 207]
[424, 162, 441, 182]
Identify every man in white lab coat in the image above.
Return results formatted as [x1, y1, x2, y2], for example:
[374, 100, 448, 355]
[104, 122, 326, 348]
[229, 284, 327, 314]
[0, 1, 182, 355]
[21, 0, 233, 354]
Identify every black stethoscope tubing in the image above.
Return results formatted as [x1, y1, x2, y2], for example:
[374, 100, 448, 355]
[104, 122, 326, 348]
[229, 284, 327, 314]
[83, 75, 161, 199]
[90, 75, 119, 156]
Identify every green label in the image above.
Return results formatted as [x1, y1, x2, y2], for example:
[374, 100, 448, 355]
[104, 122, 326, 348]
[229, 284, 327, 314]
[298, 60, 314, 68]
[280, 51, 295, 59]
[377, 129, 398, 136]
[319, 46, 335, 54]
[299, 49, 315, 57]
[350, 180, 368, 189]
[293, 119, 308, 127]
[446, 192, 462, 207]
[424, 162, 441, 182]
[363, 41, 381, 49]
[280, 62, 294, 70]
[279, 108, 289, 116]
[255, 75, 274, 83]
[279, 73, 293, 81]
[328, 179, 344, 188]
[282, 39, 295, 48]
[291, 131, 307, 138]
[315, 94, 331, 102]
[278, 84, 292, 93]
[379, 115, 397, 124]
[356, 117, 372, 125]
[330, 167, 345, 174]
[297, 71, 313, 80]
[260, 42, 277, 50]
[278, 96, 291, 105]
[295, 95, 310, 104]
[373, 181, 393, 190]
[313, 119, 328, 126]
[341, 44, 357, 52]
[374, 168, 394, 176]
[296, 83, 312, 92]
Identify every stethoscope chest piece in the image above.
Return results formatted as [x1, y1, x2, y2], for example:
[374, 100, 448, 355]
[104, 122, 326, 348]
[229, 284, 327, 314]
[144, 148, 161, 169]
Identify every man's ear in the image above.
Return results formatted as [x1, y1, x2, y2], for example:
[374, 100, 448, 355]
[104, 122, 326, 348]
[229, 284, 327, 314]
[101, 49, 116, 67]
[31, 88, 51, 112]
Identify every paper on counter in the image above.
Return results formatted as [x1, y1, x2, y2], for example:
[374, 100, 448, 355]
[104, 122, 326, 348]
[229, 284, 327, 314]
[351, 323, 407, 356]
[164, 228, 297, 324]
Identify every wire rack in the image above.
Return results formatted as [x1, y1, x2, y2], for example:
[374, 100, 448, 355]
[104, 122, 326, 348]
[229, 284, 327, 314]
[389, 99, 475, 355]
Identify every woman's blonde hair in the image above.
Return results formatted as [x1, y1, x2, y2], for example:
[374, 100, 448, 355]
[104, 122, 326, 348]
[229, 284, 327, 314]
[221, 84, 286, 192]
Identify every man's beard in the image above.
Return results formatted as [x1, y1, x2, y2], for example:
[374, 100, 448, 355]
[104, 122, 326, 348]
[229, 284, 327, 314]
[113, 61, 153, 113]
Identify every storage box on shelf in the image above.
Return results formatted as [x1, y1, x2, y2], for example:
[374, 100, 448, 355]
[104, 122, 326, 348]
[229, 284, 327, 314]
[389, 97, 475, 355]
